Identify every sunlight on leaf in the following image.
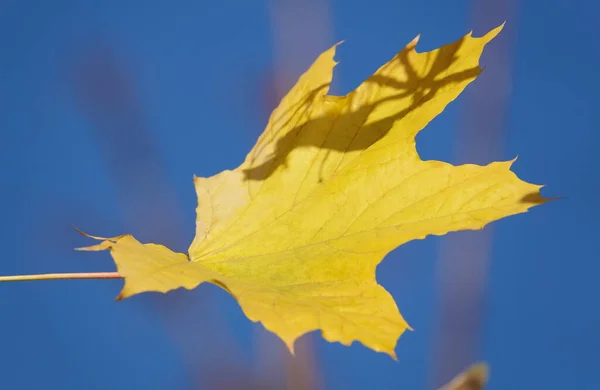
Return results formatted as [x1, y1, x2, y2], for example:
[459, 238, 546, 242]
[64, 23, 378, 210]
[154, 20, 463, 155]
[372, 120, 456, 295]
[79, 24, 549, 357]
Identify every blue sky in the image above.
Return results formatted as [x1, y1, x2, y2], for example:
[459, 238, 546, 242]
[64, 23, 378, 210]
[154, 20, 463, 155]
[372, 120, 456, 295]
[0, 0, 598, 389]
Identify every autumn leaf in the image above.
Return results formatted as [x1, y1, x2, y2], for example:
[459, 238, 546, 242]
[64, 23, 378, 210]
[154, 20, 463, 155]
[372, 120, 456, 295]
[66, 24, 549, 357]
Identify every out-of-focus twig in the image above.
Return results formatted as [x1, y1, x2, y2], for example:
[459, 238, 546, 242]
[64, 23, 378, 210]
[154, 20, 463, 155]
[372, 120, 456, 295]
[429, 0, 517, 387]
[69, 42, 245, 389]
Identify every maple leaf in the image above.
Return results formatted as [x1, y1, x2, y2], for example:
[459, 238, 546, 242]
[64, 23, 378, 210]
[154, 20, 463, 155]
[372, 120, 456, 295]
[76, 24, 548, 357]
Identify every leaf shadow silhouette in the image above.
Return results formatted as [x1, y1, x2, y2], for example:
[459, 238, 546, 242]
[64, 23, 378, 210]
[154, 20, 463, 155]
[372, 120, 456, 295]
[243, 34, 481, 182]
[521, 191, 558, 205]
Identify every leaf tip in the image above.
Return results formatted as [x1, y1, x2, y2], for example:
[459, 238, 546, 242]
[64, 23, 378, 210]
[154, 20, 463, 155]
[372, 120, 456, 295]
[115, 291, 125, 301]
[407, 34, 420, 50]
[73, 225, 105, 240]
[328, 40, 344, 66]
[365, 343, 398, 360]
[72, 225, 112, 242]
[74, 240, 113, 252]
[482, 22, 505, 42]
[284, 338, 297, 356]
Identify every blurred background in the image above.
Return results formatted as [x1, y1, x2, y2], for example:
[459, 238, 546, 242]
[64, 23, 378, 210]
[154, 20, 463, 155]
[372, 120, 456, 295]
[0, 0, 597, 389]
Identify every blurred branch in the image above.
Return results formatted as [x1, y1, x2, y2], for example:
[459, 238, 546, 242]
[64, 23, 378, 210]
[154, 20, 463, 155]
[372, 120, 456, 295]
[429, 0, 517, 387]
[69, 41, 243, 389]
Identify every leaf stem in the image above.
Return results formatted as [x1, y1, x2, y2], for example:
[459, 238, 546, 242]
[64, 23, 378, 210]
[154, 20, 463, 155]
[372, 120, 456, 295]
[0, 272, 122, 283]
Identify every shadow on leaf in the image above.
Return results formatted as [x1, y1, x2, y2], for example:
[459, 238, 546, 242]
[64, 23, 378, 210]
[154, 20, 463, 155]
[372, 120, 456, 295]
[243, 34, 481, 182]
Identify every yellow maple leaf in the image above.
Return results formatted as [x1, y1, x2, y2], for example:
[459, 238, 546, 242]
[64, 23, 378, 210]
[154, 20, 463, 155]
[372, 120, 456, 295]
[77, 24, 548, 358]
